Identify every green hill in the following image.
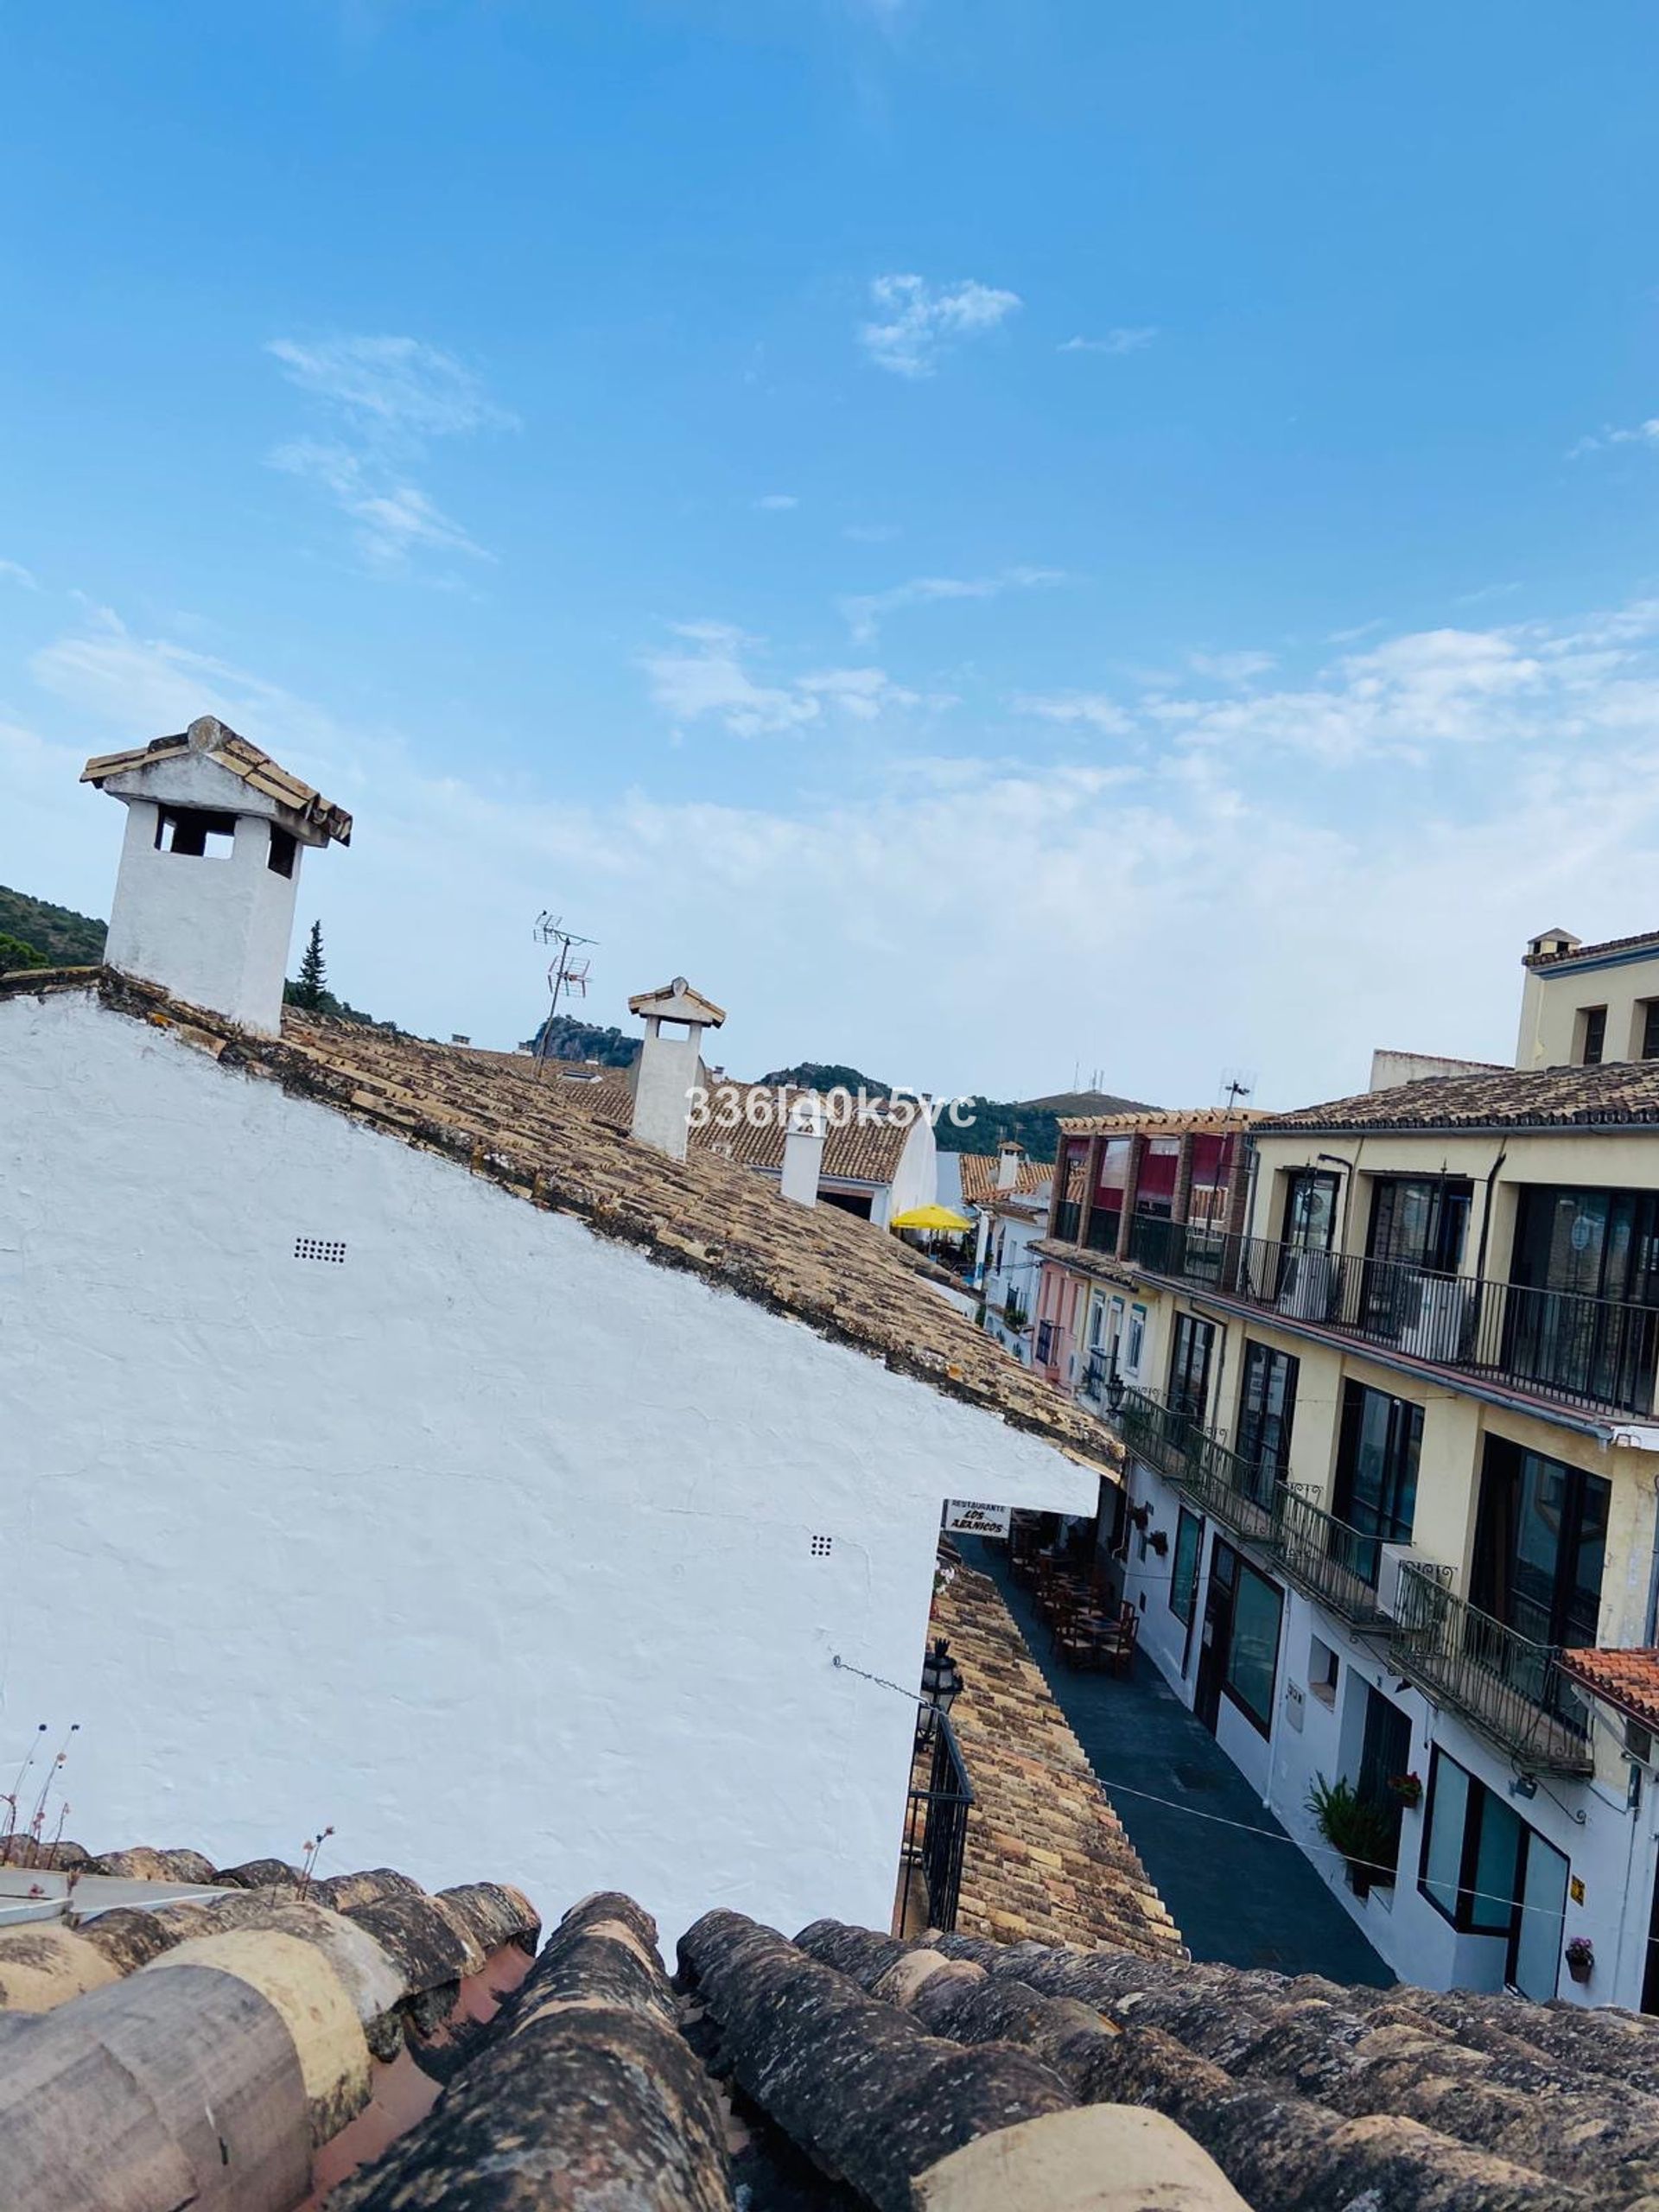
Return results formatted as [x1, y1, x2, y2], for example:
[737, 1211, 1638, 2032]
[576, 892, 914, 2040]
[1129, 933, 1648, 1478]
[0, 885, 106, 969]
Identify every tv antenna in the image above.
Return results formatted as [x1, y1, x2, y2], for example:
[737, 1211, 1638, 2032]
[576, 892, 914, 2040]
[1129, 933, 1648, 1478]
[532, 912, 597, 1077]
[1217, 1066, 1256, 1113]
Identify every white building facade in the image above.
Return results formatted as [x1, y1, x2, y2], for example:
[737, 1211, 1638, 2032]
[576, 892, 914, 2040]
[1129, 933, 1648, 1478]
[0, 727, 1103, 1946]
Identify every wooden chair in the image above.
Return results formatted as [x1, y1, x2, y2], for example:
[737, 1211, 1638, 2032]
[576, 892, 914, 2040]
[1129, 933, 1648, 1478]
[1095, 1601, 1139, 1677]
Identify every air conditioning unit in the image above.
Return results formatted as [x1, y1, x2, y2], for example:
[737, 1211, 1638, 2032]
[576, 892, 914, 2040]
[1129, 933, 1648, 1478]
[1376, 1542, 1452, 1622]
[1397, 1273, 1471, 1363]
[1277, 1247, 1337, 1321]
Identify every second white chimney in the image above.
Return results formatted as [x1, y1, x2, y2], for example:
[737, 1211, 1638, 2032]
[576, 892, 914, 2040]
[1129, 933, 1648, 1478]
[996, 1140, 1025, 1192]
[781, 1094, 827, 1207]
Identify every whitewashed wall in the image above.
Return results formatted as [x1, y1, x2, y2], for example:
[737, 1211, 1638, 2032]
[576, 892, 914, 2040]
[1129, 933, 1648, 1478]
[0, 994, 1093, 1942]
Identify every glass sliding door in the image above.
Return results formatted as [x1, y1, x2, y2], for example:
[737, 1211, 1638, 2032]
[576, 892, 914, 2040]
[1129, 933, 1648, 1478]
[1332, 1381, 1423, 1585]
[1236, 1339, 1298, 1505]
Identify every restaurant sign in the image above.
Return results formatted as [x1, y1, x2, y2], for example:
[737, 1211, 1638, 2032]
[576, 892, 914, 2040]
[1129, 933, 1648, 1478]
[944, 1498, 1013, 1539]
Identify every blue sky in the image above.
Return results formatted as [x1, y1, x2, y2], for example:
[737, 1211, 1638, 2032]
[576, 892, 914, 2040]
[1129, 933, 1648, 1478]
[3, 0, 1658, 1105]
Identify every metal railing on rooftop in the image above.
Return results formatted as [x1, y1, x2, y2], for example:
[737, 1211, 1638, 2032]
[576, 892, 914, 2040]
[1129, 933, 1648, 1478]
[1389, 1562, 1595, 1777]
[1125, 1217, 1659, 1421]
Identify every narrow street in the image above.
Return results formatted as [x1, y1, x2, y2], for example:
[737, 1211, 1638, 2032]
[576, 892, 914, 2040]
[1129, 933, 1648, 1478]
[960, 1536, 1395, 1983]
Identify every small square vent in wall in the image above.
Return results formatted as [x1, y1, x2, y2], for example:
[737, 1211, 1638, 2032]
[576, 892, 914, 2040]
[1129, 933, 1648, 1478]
[293, 1237, 348, 1264]
[810, 1534, 833, 1558]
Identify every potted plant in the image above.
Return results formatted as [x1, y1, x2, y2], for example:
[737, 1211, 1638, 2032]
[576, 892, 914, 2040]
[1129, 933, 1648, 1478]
[1387, 1770, 1423, 1808]
[1306, 1774, 1398, 1900]
[1565, 1936, 1594, 1985]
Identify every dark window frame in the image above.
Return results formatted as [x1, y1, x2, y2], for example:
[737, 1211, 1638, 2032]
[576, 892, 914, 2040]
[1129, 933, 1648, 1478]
[1333, 1379, 1424, 1584]
[1167, 1312, 1217, 1427]
[1580, 1005, 1608, 1066]
[1418, 1747, 1521, 1936]
[1213, 1539, 1283, 1738]
[1169, 1506, 1202, 1627]
[1643, 1001, 1659, 1062]
[1236, 1339, 1299, 1491]
[1472, 1434, 1610, 1652]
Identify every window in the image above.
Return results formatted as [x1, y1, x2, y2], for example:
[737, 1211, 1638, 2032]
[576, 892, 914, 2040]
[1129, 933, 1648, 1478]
[1356, 1686, 1414, 1878]
[267, 826, 297, 878]
[1643, 1001, 1659, 1061]
[1166, 1313, 1216, 1427]
[1508, 1184, 1659, 1410]
[1236, 1340, 1299, 1495]
[1418, 1749, 1569, 1999]
[1333, 1381, 1423, 1585]
[1170, 1507, 1201, 1625]
[1125, 1304, 1146, 1377]
[1220, 1548, 1283, 1734]
[1580, 1005, 1607, 1065]
[154, 804, 236, 857]
[1473, 1437, 1610, 1651]
[1282, 1167, 1340, 1252]
[1034, 1319, 1054, 1365]
[1366, 1176, 1471, 1275]
[1308, 1633, 1339, 1706]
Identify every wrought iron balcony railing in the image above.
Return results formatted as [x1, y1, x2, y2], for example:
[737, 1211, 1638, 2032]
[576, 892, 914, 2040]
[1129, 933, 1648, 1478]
[1109, 1384, 1403, 1624]
[898, 1715, 974, 1934]
[1084, 1206, 1122, 1254]
[1389, 1562, 1595, 1777]
[1053, 1200, 1082, 1243]
[1125, 1216, 1659, 1421]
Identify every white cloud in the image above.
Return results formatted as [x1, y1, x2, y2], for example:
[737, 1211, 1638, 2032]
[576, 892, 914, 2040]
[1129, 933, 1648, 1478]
[1188, 649, 1277, 684]
[1568, 419, 1659, 459]
[266, 336, 517, 438]
[1014, 691, 1135, 736]
[641, 622, 946, 738]
[20, 592, 1659, 1110]
[840, 565, 1065, 644]
[1058, 327, 1157, 357]
[266, 334, 512, 573]
[842, 522, 901, 543]
[270, 441, 489, 569]
[754, 493, 799, 512]
[857, 273, 1021, 378]
[0, 560, 38, 590]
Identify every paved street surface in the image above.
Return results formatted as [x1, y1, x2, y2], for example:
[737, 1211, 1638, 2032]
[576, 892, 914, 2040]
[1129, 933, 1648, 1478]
[961, 1536, 1394, 1983]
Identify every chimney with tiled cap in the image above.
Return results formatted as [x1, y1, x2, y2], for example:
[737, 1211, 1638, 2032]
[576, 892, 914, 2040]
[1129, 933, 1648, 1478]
[79, 714, 352, 1036]
[626, 975, 727, 1161]
[781, 1092, 826, 1207]
[996, 1140, 1025, 1192]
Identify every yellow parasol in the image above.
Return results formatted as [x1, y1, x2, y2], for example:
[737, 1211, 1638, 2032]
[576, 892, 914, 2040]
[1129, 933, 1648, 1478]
[890, 1204, 976, 1233]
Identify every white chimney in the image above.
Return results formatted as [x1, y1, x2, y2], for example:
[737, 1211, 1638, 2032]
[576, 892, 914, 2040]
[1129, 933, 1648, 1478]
[781, 1094, 827, 1208]
[81, 715, 351, 1035]
[626, 976, 727, 1162]
[996, 1141, 1025, 1192]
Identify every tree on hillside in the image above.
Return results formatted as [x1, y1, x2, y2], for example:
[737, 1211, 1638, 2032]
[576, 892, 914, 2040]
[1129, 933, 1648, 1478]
[759, 1061, 891, 1094]
[292, 920, 327, 1010]
[0, 932, 49, 976]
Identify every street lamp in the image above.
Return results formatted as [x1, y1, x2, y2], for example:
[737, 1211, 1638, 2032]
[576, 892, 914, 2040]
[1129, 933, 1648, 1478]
[1105, 1358, 1126, 1417]
[918, 1636, 963, 1746]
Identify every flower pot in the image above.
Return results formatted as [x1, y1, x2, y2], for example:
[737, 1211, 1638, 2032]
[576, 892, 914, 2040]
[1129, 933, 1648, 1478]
[1346, 1862, 1372, 1901]
[1567, 1954, 1593, 1985]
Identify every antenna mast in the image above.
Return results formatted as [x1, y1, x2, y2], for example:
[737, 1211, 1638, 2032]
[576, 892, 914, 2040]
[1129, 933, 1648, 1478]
[531, 912, 598, 1079]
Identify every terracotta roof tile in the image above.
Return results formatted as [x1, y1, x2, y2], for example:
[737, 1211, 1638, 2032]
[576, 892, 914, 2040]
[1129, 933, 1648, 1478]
[1525, 925, 1659, 969]
[79, 720, 352, 846]
[925, 1560, 1183, 1960]
[1559, 1646, 1659, 1732]
[954, 1153, 1049, 1206]
[1058, 1107, 1263, 1137]
[0, 968, 1122, 1477]
[1256, 1058, 1659, 1134]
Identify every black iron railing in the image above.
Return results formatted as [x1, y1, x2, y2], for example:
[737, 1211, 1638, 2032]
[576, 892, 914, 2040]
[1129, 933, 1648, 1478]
[1054, 1200, 1082, 1243]
[898, 1717, 974, 1934]
[1389, 1563, 1595, 1776]
[1085, 1207, 1122, 1254]
[1110, 1384, 1400, 1622]
[1126, 1217, 1659, 1420]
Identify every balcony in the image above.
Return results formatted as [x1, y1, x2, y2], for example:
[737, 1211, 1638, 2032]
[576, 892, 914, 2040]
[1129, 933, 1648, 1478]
[1084, 1206, 1122, 1255]
[1054, 1200, 1082, 1243]
[1109, 1383, 1401, 1624]
[1126, 1217, 1659, 1422]
[1389, 1563, 1595, 1777]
